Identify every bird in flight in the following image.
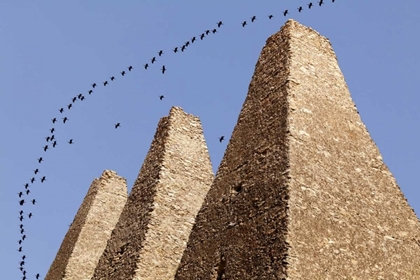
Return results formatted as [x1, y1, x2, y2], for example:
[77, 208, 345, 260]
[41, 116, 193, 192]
[200, 33, 205, 40]
[242, 21, 247, 27]
[268, 15, 274, 19]
[283, 10, 289, 16]
[144, 63, 149, 69]
[319, 0, 324, 6]
[151, 57, 156, 64]
[31, 177, 35, 183]
[68, 103, 72, 109]
[115, 123, 120, 129]
[159, 95, 164, 100]
[19, 199, 25, 206]
[68, 139, 73, 144]
[78, 93, 83, 99]
[63, 117, 68, 123]
[121, 71, 126, 76]
[37, 157, 43, 163]
[34, 169, 39, 174]
[173, 47, 178, 53]
[212, 28, 217, 34]
[217, 21, 223, 27]
[18, 192, 23, 198]
[52, 118, 56, 124]
[59, 108, 64, 113]
[219, 136, 225, 143]
[43, 145, 48, 152]
[50, 128, 55, 133]
[92, 83, 97, 88]
[41, 176, 46, 183]
[161, 65, 166, 74]
[191, 36, 196, 43]
[158, 50, 163, 56]
[103, 81, 108, 86]
[45, 136, 50, 142]
[251, 16, 256, 22]
[298, 6, 303, 12]
[128, 66, 133, 71]
[31, 199, 36, 205]
[110, 76, 115, 81]
[52, 140, 57, 148]
[88, 89, 93, 94]
[28, 213, 33, 218]
[308, 2, 313, 8]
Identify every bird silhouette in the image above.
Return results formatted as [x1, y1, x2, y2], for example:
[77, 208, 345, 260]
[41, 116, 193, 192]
[19, 210, 23, 215]
[18, 192, 23, 198]
[217, 21, 223, 27]
[18, 240, 22, 245]
[50, 128, 55, 133]
[212, 28, 217, 34]
[28, 213, 33, 218]
[68, 139, 73, 144]
[19, 216, 24, 221]
[242, 21, 247, 27]
[52, 140, 57, 148]
[161, 65, 166, 74]
[200, 33, 205, 40]
[35, 274, 40, 279]
[191, 36, 196, 43]
[115, 123, 120, 129]
[92, 83, 97, 88]
[63, 117, 68, 123]
[181, 45, 186, 52]
[173, 47, 178, 53]
[20, 229, 24, 234]
[18, 247, 22, 252]
[103, 81, 108, 86]
[298, 6, 303, 12]
[22, 255, 26, 260]
[151, 57, 156, 64]
[205, 30, 210, 35]
[219, 136, 225, 143]
[31, 199, 36, 205]
[121, 71, 126, 76]
[128, 66, 133, 71]
[34, 169, 39, 174]
[81, 95, 85, 101]
[72, 97, 77, 102]
[68, 104, 72, 109]
[159, 95, 164, 100]
[20, 261, 24, 266]
[251, 16, 256, 22]
[37, 157, 43, 163]
[88, 89, 93, 94]
[319, 0, 324, 6]
[308, 2, 313, 8]
[50, 134, 55, 141]
[24, 183, 29, 189]
[144, 63, 149, 69]
[26, 189, 30, 195]
[31, 177, 35, 183]
[110, 76, 115, 81]
[78, 93, 83, 99]
[185, 41, 190, 47]
[158, 50, 163, 56]
[283, 10, 289, 16]
[41, 176, 46, 183]
[22, 235, 26, 240]
[52, 118, 57, 123]
[268, 14, 274, 19]
[45, 136, 50, 142]
[59, 108, 64, 113]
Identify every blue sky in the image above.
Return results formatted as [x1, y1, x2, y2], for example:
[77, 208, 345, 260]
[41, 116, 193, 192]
[1, 1, 419, 278]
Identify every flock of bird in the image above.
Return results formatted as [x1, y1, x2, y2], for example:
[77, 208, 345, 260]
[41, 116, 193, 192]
[14, 1, 337, 278]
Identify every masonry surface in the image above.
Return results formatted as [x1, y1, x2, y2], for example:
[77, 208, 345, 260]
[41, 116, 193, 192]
[46, 19, 420, 280]
[45, 170, 127, 280]
[91, 106, 214, 279]
[175, 19, 420, 279]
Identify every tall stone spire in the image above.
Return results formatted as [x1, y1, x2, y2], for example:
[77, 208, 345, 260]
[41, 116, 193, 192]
[92, 106, 214, 279]
[175, 19, 420, 279]
[45, 170, 128, 280]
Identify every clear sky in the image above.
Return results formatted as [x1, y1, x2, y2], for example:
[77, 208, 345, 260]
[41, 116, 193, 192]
[1, 1, 419, 278]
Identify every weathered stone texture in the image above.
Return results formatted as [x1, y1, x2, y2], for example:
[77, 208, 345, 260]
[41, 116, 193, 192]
[175, 19, 420, 279]
[45, 170, 128, 280]
[92, 106, 214, 280]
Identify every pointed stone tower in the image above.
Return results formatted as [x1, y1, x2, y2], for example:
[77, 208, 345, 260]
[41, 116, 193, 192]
[92, 106, 214, 279]
[45, 170, 128, 280]
[175, 20, 420, 279]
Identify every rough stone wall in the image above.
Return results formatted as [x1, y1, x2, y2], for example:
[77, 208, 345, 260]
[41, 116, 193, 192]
[92, 106, 214, 280]
[175, 19, 420, 279]
[45, 170, 128, 280]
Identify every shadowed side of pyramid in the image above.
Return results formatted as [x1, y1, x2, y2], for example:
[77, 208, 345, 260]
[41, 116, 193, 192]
[45, 170, 128, 280]
[175, 19, 420, 279]
[92, 106, 214, 280]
